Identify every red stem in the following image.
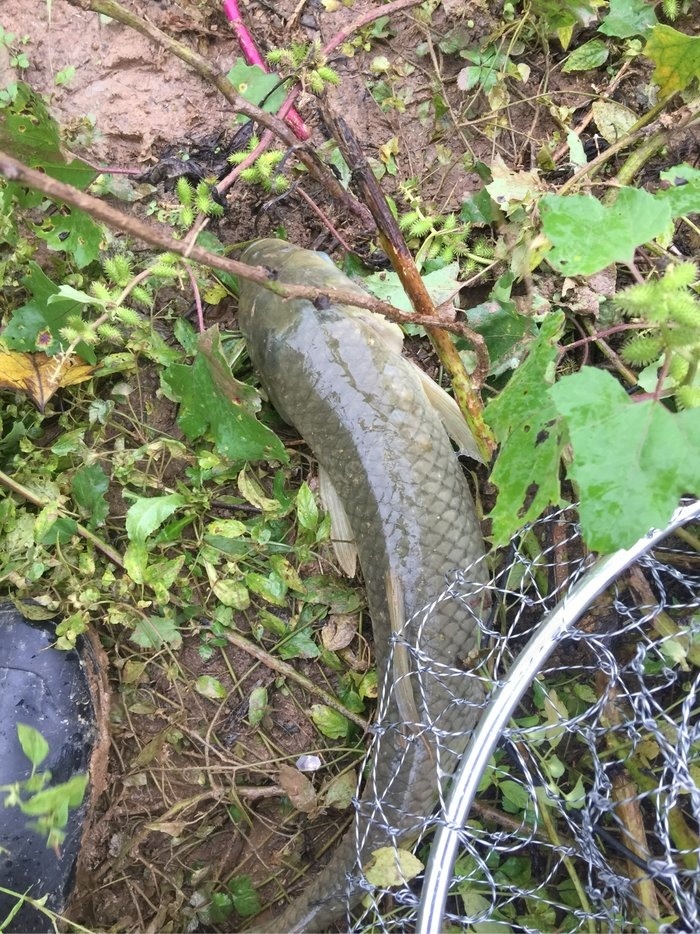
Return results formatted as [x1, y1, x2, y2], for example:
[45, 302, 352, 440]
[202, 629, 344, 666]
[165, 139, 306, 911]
[222, 0, 310, 140]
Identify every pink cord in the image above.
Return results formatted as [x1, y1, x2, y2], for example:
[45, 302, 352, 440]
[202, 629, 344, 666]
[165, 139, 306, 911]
[222, 0, 310, 140]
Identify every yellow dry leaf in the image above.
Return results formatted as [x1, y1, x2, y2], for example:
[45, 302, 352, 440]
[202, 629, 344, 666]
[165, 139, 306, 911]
[0, 351, 95, 410]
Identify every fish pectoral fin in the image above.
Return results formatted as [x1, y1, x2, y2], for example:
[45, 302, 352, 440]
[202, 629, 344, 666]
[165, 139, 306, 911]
[410, 361, 484, 463]
[385, 571, 423, 737]
[319, 466, 358, 578]
[353, 309, 405, 356]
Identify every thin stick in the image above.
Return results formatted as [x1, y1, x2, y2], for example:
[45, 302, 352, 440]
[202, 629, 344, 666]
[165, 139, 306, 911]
[0, 150, 478, 338]
[320, 111, 496, 461]
[225, 630, 368, 730]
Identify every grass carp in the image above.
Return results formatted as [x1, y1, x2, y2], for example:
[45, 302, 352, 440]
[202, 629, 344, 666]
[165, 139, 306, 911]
[237, 239, 488, 932]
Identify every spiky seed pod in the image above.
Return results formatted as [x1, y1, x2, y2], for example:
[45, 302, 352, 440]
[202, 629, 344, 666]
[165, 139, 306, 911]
[113, 306, 141, 327]
[621, 333, 664, 366]
[103, 255, 132, 287]
[176, 177, 193, 206]
[676, 385, 700, 409]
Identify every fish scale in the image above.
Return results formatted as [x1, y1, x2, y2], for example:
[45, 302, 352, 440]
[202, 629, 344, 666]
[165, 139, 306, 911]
[238, 240, 488, 932]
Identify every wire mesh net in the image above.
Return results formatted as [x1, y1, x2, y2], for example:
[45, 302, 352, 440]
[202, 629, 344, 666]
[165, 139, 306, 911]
[343, 502, 700, 933]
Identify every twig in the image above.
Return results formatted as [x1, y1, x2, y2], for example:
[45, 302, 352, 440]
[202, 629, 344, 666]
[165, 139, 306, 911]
[0, 469, 125, 568]
[224, 630, 368, 730]
[320, 110, 496, 462]
[0, 150, 412, 324]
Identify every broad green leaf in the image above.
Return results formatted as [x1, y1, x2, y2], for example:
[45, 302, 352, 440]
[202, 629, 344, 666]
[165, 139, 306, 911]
[540, 188, 671, 275]
[309, 704, 350, 738]
[162, 329, 287, 464]
[550, 367, 700, 552]
[302, 574, 362, 614]
[226, 59, 288, 115]
[562, 38, 608, 72]
[212, 579, 250, 609]
[364, 847, 424, 887]
[130, 615, 183, 650]
[71, 463, 109, 528]
[17, 723, 49, 768]
[125, 493, 186, 543]
[0, 82, 96, 187]
[657, 164, 700, 217]
[485, 312, 565, 545]
[247, 686, 268, 726]
[598, 0, 657, 38]
[323, 770, 357, 809]
[296, 481, 319, 531]
[500, 779, 532, 812]
[644, 25, 700, 97]
[20, 773, 88, 816]
[2, 261, 95, 361]
[34, 208, 103, 269]
[244, 570, 287, 606]
[226, 876, 261, 918]
[195, 675, 228, 700]
[278, 626, 320, 661]
[363, 263, 461, 310]
[591, 99, 638, 145]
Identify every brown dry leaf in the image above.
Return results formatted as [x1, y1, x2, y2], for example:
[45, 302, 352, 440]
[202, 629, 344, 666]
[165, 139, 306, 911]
[278, 764, 318, 814]
[0, 351, 95, 410]
[321, 613, 357, 651]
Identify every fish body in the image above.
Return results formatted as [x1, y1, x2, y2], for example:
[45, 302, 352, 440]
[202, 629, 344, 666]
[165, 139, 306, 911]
[238, 240, 487, 932]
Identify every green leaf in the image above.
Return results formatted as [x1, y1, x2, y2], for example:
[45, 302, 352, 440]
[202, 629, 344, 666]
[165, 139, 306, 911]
[598, 0, 657, 38]
[562, 39, 609, 72]
[34, 208, 103, 269]
[195, 675, 228, 700]
[20, 773, 88, 817]
[364, 847, 424, 887]
[296, 481, 319, 531]
[591, 99, 638, 145]
[550, 367, 700, 552]
[485, 312, 565, 545]
[71, 463, 109, 528]
[125, 493, 186, 544]
[363, 263, 462, 311]
[244, 570, 287, 606]
[226, 59, 288, 115]
[226, 876, 261, 918]
[500, 779, 531, 812]
[2, 261, 95, 361]
[247, 686, 268, 726]
[644, 25, 700, 97]
[323, 770, 357, 809]
[0, 82, 96, 187]
[310, 704, 350, 738]
[162, 329, 287, 464]
[130, 615, 183, 650]
[657, 164, 700, 217]
[277, 626, 320, 660]
[17, 723, 49, 768]
[540, 189, 672, 275]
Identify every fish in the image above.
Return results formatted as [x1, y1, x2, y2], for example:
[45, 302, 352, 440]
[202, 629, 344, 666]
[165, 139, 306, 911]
[237, 239, 488, 932]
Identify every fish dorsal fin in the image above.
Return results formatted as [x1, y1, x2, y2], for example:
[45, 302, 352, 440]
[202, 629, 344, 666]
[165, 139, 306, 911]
[410, 361, 484, 463]
[319, 466, 358, 578]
